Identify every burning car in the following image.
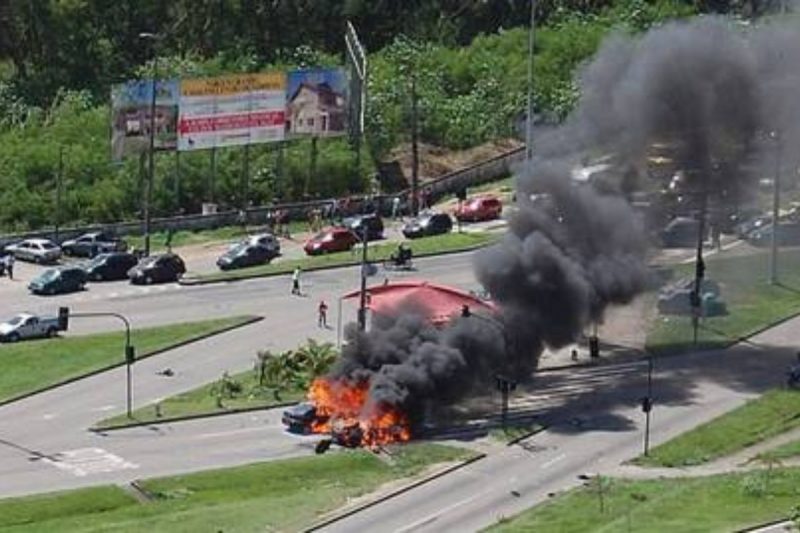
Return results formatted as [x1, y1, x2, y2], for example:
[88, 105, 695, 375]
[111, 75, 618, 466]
[282, 403, 325, 434]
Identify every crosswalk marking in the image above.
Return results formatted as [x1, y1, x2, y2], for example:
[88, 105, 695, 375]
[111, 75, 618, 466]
[42, 447, 138, 477]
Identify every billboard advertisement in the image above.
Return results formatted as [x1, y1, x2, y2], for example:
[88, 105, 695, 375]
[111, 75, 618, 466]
[178, 72, 286, 151]
[286, 68, 348, 137]
[111, 79, 179, 160]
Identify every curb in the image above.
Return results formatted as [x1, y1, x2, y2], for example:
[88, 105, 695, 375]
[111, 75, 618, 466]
[505, 424, 548, 446]
[0, 315, 263, 409]
[736, 518, 796, 532]
[179, 241, 493, 286]
[91, 400, 298, 432]
[303, 451, 487, 532]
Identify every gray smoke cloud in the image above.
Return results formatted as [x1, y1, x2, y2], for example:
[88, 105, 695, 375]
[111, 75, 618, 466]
[331, 17, 800, 420]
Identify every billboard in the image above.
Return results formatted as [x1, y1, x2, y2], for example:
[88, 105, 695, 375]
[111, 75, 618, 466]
[178, 72, 286, 151]
[286, 68, 348, 137]
[111, 79, 179, 160]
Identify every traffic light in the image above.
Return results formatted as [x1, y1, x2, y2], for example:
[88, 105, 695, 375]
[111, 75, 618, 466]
[641, 396, 653, 413]
[58, 307, 69, 331]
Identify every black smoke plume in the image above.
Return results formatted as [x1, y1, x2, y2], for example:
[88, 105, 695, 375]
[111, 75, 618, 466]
[330, 17, 797, 419]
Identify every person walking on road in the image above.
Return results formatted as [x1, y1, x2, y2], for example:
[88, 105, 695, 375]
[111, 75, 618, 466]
[291, 267, 302, 295]
[318, 300, 328, 328]
[5, 253, 14, 280]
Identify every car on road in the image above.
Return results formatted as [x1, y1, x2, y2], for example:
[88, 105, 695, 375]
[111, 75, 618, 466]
[217, 243, 277, 271]
[61, 231, 127, 257]
[28, 266, 88, 295]
[0, 313, 61, 342]
[83, 252, 139, 281]
[402, 212, 453, 239]
[6, 238, 62, 264]
[344, 214, 384, 241]
[304, 227, 359, 255]
[747, 223, 800, 247]
[127, 253, 186, 285]
[454, 196, 503, 222]
[283, 402, 324, 434]
[241, 233, 281, 256]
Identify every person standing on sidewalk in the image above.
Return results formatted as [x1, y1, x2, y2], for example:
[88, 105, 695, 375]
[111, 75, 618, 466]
[291, 267, 302, 295]
[318, 300, 328, 328]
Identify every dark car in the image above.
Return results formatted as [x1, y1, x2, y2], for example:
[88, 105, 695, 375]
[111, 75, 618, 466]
[83, 252, 139, 281]
[345, 214, 384, 241]
[61, 231, 127, 257]
[735, 213, 772, 239]
[128, 253, 186, 284]
[304, 227, 359, 255]
[217, 243, 277, 271]
[402, 212, 453, 239]
[282, 402, 323, 434]
[28, 266, 87, 295]
[748, 223, 800, 247]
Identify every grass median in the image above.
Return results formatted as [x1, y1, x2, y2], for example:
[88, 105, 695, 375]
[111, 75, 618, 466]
[0, 443, 477, 532]
[126, 221, 309, 253]
[0, 316, 254, 403]
[187, 232, 495, 283]
[646, 246, 800, 355]
[95, 366, 305, 429]
[633, 389, 800, 467]
[486, 468, 800, 533]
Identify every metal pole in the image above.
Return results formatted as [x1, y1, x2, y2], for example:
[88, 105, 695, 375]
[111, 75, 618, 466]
[692, 183, 709, 345]
[209, 147, 217, 203]
[125, 321, 132, 418]
[644, 354, 653, 456]
[144, 55, 157, 257]
[55, 145, 64, 242]
[770, 132, 781, 285]
[358, 224, 369, 331]
[175, 150, 181, 214]
[307, 136, 318, 198]
[336, 297, 343, 348]
[410, 74, 419, 217]
[525, 0, 535, 162]
[242, 143, 250, 210]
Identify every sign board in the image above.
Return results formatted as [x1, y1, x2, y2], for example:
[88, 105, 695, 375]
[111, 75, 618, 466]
[286, 69, 348, 137]
[178, 72, 286, 151]
[111, 80, 179, 160]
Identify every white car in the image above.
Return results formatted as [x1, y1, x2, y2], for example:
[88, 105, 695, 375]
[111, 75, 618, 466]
[0, 313, 61, 342]
[6, 238, 62, 264]
[239, 233, 281, 256]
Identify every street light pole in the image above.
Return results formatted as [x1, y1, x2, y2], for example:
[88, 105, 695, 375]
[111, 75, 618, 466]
[55, 145, 64, 243]
[770, 130, 781, 285]
[525, 0, 536, 162]
[357, 223, 369, 331]
[139, 32, 160, 257]
[643, 353, 654, 456]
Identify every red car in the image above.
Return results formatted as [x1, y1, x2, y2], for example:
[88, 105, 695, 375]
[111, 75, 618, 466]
[454, 196, 503, 222]
[304, 227, 359, 255]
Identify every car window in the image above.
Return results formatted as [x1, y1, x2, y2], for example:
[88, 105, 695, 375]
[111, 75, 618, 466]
[41, 242, 57, 249]
[7, 316, 23, 326]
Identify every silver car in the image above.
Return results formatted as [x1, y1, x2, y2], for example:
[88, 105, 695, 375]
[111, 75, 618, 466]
[6, 238, 62, 264]
[241, 233, 281, 256]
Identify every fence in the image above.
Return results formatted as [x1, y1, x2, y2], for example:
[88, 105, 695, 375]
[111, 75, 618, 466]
[0, 146, 524, 247]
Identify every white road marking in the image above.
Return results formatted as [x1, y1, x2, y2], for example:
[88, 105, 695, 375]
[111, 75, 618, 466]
[195, 426, 272, 440]
[540, 453, 566, 469]
[42, 413, 56, 420]
[91, 404, 117, 412]
[42, 447, 138, 477]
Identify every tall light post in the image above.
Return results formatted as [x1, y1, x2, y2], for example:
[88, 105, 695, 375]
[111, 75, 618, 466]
[139, 31, 161, 257]
[55, 145, 64, 243]
[769, 130, 781, 285]
[525, 0, 536, 162]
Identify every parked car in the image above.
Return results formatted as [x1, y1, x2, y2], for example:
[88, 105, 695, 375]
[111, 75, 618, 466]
[127, 253, 186, 284]
[402, 212, 453, 239]
[747, 223, 800, 247]
[304, 227, 359, 255]
[344, 214, 384, 241]
[6, 238, 62, 264]
[454, 196, 503, 222]
[28, 266, 87, 295]
[241, 233, 281, 256]
[217, 243, 276, 271]
[660, 217, 707, 248]
[0, 313, 61, 342]
[83, 252, 139, 281]
[61, 231, 127, 257]
[657, 278, 725, 316]
[735, 213, 772, 239]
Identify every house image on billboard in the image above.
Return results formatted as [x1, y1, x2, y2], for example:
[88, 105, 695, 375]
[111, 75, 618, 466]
[286, 82, 346, 135]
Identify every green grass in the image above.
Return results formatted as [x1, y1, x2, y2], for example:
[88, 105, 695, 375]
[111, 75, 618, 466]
[126, 221, 309, 252]
[486, 468, 800, 533]
[758, 438, 800, 461]
[190, 232, 495, 283]
[95, 367, 305, 429]
[489, 421, 544, 443]
[634, 390, 800, 467]
[0, 443, 477, 532]
[646, 247, 800, 356]
[0, 316, 253, 403]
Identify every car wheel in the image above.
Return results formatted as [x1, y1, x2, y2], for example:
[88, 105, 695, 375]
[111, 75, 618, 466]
[48, 287, 56, 296]
[46, 328, 58, 338]
[144, 275, 153, 285]
[7, 333, 20, 343]
[93, 273, 102, 281]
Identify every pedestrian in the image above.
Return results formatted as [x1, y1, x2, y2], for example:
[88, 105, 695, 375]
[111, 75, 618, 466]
[6, 253, 14, 280]
[392, 196, 401, 219]
[291, 267, 301, 295]
[318, 300, 328, 328]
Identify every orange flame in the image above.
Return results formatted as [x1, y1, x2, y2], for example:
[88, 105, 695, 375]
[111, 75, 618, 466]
[307, 378, 411, 447]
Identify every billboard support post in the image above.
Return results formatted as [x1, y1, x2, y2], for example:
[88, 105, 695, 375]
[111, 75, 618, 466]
[209, 147, 216, 203]
[242, 143, 250, 210]
[346, 21, 367, 193]
[174, 150, 181, 213]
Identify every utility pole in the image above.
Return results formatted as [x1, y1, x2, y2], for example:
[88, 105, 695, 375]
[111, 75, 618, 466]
[357, 224, 369, 331]
[55, 145, 64, 243]
[769, 130, 781, 285]
[691, 173, 709, 345]
[526, 0, 536, 162]
[642, 354, 654, 456]
[139, 32, 160, 257]
[410, 74, 420, 217]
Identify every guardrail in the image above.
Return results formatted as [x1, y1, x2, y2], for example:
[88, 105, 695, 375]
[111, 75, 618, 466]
[0, 145, 523, 247]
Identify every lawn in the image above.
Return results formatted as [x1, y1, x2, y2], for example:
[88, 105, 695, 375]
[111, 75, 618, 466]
[96, 366, 305, 429]
[189, 232, 495, 283]
[646, 246, 800, 355]
[634, 389, 800, 467]
[487, 468, 800, 533]
[126, 221, 309, 253]
[759, 438, 800, 461]
[489, 421, 544, 444]
[0, 443, 477, 532]
[0, 316, 253, 403]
